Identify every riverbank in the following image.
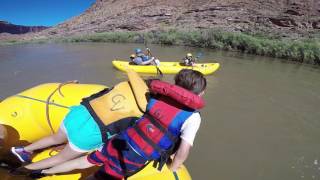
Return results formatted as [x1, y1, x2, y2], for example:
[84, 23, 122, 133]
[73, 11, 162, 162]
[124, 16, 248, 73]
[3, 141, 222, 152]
[1, 29, 319, 65]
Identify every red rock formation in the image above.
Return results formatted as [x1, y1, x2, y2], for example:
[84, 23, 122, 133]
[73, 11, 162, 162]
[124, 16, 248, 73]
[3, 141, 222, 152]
[2, 0, 320, 40]
[0, 21, 49, 34]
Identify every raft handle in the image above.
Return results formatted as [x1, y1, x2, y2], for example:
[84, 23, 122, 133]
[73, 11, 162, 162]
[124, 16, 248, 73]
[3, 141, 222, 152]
[11, 112, 18, 118]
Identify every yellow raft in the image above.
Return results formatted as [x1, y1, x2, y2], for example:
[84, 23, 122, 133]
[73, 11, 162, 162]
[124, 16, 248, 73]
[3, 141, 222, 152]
[112, 60, 220, 75]
[0, 71, 191, 179]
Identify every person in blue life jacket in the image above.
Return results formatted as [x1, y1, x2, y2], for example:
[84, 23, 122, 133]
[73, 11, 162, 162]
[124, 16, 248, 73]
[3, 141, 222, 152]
[132, 48, 160, 66]
[17, 69, 207, 180]
[181, 53, 197, 66]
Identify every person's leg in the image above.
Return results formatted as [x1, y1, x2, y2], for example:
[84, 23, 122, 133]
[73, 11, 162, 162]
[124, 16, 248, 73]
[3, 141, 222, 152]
[11, 128, 68, 163]
[24, 143, 84, 170]
[24, 128, 67, 153]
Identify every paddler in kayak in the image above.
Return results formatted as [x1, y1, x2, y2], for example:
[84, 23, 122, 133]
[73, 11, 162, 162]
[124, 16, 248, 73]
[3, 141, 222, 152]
[129, 54, 136, 63]
[132, 48, 160, 66]
[181, 53, 197, 66]
[11, 69, 207, 180]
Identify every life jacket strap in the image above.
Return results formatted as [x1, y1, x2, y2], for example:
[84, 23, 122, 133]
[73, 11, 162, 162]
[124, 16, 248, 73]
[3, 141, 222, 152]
[82, 87, 113, 101]
[152, 153, 170, 171]
[152, 138, 178, 171]
[81, 87, 137, 143]
[133, 125, 164, 156]
[144, 113, 178, 143]
[81, 88, 112, 142]
[133, 113, 179, 171]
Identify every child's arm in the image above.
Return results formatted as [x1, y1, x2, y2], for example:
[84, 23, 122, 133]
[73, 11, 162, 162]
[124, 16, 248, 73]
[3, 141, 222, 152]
[141, 57, 155, 65]
[167, 139, 191, 172]
[42, 155, 94, 174]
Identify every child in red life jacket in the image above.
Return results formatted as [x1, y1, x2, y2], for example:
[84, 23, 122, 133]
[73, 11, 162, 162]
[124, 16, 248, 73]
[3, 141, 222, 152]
[39, 69, 207, 179]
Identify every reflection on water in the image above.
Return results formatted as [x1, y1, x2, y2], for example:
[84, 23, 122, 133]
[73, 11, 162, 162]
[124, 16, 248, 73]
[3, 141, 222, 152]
[0, 43, 320, 180]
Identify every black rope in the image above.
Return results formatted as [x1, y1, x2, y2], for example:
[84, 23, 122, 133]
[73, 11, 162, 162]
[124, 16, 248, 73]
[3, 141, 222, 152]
[45, 80, 79, 134]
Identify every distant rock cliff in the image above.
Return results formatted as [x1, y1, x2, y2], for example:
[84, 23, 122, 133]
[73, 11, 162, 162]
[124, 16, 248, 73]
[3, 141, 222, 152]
[2, 0, 320, 40]
[0, 21, 48, 34]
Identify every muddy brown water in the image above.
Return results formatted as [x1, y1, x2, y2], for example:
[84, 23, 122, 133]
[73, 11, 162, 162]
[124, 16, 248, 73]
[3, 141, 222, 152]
[0, 43, 320, 180]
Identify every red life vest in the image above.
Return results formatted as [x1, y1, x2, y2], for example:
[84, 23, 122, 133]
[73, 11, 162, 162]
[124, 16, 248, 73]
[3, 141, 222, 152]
[122, 80, 205, 170]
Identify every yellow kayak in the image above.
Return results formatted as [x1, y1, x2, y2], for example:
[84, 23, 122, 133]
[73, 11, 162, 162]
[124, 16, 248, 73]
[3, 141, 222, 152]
[112, 60, 220, 75]
[0, 72, 191, 179]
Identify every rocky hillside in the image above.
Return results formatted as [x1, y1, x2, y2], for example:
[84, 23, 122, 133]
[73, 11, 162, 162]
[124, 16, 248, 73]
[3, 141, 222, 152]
[0, 21, 48, 34]
[4, 0, 320, 40]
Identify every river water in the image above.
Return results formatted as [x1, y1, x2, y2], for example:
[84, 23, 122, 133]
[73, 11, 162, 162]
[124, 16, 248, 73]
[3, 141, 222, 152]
[0, 43, 320, 180]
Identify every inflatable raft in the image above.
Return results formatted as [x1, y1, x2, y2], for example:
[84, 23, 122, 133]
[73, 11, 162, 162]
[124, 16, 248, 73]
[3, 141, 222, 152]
[0, 70, 191, 179]
[112, 60, 220, 75]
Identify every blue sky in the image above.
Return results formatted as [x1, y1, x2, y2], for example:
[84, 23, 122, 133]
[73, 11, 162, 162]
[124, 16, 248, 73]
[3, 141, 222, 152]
[0, 0, 96, 26]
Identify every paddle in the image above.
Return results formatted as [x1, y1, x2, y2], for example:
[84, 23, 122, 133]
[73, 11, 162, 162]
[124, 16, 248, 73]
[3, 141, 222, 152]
[150, 52, 163, 77]
[146, 48, 152, 57]
[195, 52, 203, 62]
[142, 35, 163, 77]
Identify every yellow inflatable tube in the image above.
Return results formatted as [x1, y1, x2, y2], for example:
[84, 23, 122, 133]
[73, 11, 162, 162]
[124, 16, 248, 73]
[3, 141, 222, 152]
[0, 71, 191, 179]
[0, 83, 106, 144]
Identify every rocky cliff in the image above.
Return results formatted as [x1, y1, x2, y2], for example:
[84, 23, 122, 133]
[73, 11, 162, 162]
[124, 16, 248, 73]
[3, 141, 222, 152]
[3, 0, 320, 40]
[0, 21, 48, 34]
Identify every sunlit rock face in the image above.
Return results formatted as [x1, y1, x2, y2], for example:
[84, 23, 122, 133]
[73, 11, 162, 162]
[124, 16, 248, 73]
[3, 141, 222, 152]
[2, 0, 320, 40]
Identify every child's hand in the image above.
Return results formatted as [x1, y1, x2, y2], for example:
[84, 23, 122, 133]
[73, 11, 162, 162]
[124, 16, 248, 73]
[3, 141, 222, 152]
[167, 163, 180, 172]
[42, 169, 48, 174]
[166, 158, 181, 172]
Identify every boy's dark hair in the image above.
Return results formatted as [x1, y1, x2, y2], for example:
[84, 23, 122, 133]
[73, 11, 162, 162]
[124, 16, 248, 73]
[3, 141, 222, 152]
[174, 69, 207, 94]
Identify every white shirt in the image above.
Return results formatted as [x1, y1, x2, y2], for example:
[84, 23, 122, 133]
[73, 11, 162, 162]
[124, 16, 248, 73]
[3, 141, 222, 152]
[180, 112, 201, 146]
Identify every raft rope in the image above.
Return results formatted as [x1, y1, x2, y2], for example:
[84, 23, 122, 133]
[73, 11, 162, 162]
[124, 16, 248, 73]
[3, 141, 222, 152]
[173, 172, 179, 180]
[15, 95, 69, 109]
[45, 80, 79, 134]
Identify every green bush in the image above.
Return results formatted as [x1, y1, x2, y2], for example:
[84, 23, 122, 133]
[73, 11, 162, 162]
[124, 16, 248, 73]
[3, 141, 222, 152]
[1, 29, 319, 65]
